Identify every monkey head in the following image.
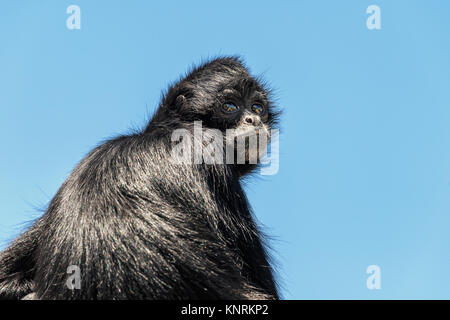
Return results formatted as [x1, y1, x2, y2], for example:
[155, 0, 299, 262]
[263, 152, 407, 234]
[151, 57, 279, 175]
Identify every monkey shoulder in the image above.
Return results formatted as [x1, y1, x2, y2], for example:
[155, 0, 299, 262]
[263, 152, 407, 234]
[48, 133, 218, 216]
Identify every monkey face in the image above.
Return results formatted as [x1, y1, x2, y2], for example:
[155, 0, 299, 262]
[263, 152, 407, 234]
[204, 77, 273, 169]
[214, 78, 270, 129]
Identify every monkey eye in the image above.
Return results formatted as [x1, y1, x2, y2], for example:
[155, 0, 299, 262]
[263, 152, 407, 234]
[222, 103, 239, 113]
[251, 104, 264, 115]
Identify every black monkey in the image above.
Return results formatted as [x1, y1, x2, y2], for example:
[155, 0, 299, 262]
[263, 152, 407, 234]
[0, 57, 280, 300]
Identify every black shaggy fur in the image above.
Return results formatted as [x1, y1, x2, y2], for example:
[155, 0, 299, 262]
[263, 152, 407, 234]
[0, 57, 279, 300]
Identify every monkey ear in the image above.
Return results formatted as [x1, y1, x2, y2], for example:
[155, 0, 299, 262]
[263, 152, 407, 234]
[165, 86, 191, 110]
[175, 94, 186, 107]
[166, 94, 186, 111]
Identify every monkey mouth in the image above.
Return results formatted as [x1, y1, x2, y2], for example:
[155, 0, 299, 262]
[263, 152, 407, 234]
[227, 123, 270, 141]
[225, 124, 270, 165]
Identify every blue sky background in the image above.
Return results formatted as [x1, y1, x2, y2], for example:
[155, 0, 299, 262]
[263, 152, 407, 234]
[1, 1, 450, 299]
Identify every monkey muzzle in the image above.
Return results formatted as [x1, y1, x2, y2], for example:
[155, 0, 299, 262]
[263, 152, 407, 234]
[225, 114, 270, 165]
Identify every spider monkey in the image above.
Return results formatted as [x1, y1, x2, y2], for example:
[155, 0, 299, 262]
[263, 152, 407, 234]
[0, 57, 280, 300]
